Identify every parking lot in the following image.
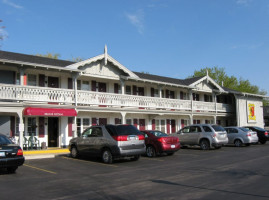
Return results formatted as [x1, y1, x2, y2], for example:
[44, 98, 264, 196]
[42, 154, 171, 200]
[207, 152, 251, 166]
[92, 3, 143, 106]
[1, 144, 269, 200]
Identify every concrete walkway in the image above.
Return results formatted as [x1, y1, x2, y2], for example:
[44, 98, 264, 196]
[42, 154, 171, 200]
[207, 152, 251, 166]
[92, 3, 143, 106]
[23, 148, 70, 160]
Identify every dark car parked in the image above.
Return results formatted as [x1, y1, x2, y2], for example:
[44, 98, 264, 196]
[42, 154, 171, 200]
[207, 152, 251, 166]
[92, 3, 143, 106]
[69, 124, 146, 164]
[0, 134, 25, 173]
[141, 130, 180, 157]
[243, 126, 268, 144]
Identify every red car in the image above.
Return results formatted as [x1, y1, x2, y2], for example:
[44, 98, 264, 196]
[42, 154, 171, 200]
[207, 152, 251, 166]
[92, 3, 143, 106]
[141, 130, 180, 157]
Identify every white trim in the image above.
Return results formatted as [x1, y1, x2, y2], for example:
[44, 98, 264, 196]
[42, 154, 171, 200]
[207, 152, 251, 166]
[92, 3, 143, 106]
[190, 76, 224, 92]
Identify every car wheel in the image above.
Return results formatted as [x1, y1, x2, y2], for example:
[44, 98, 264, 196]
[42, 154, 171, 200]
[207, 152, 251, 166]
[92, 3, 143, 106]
[102, 149, 113, 164]
[200, 139, 210, 150]
[7, 166, 18, 173]
[146, 146, 156, 157]
[70, 146, 79, 158]
[234, 139, 243, 147]
[260, 140, 266, 144]
[131, 155, 140, 161]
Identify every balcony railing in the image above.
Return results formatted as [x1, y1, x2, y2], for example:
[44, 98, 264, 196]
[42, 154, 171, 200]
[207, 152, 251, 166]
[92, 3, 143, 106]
[0, 84, 233, 113]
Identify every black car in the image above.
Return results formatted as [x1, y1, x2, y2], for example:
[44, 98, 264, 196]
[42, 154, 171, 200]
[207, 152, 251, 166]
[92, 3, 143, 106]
[69, 125, 146, 164]
[243, 126, 269, 144]
[0, 134, 25, 173]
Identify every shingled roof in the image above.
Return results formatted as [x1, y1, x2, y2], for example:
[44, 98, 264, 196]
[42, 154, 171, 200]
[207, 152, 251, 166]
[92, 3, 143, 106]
[0, 50, 74, 67]
[134, 71, 204, 86]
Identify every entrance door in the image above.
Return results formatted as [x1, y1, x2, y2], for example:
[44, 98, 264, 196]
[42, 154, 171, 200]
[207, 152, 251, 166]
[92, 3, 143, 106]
[48, 118, 59, 147]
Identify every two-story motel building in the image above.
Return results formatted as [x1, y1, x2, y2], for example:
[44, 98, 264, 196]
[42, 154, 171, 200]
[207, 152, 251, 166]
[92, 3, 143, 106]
[0, 47, 266, 149]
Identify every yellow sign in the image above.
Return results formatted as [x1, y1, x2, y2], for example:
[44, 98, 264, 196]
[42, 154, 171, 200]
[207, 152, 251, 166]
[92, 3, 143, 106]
[248, 103, 256, 121]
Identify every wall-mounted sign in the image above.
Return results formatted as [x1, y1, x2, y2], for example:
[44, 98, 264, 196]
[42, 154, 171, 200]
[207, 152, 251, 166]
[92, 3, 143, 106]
[247, 102, 256, 123]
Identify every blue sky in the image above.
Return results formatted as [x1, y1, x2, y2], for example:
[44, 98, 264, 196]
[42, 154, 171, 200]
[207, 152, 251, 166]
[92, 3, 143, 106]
[0, 0, 269, 94]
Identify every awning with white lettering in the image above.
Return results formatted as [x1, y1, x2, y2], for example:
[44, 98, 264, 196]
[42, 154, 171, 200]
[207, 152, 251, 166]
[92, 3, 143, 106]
[23, 107, 77, 117]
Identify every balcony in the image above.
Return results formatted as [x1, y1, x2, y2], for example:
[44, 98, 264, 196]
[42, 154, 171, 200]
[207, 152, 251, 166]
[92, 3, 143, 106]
[0, 84, 233, 113]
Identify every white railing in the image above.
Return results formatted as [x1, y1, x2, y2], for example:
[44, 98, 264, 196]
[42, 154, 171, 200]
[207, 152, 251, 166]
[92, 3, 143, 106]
[0, 84, 233, 112]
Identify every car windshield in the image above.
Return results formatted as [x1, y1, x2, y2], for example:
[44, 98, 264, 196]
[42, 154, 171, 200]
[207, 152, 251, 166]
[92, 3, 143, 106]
[0, 135, 13, 145]
[211, 125, 225, 132]
[239, 127, 250, 132]
[149, 131, 167, 137]
[105, 125, 141, 136]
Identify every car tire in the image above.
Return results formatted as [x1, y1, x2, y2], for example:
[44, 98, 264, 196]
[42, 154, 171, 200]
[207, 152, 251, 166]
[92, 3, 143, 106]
[7, 166, 18, 173]
[70, 146, 79, 158]
[200, 139, 210, 150]
[131, 155, 140, 161]
[260, 140, 266, 144]
[234, 139, 243, 147]
[146, 146, 156, 157]
[102, 149, 113, 164]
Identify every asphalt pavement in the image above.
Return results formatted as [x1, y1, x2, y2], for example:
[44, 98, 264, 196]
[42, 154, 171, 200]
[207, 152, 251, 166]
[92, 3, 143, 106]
[1, 143, 269, 200]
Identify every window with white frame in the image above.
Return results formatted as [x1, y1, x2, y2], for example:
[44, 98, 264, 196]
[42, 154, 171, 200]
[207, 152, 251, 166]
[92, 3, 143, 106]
[27, 117, 37, 136]
[28, 74, 37, 86]
[155, 119, 166, 132]
[82, 81, 90, 91]
[125, 86, 131, 95]
[154, 89, 159, 97]
[77, 118, 91, 135]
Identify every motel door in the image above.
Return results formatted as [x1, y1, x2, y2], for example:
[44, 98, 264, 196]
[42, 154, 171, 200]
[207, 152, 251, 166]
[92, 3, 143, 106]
[48, 117, 59, 147]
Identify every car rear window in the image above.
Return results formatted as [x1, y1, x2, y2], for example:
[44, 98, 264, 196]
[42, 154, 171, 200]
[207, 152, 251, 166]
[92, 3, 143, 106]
[211, 125, 225, 132]
[239, 127, 250, 132]
[149, 131, 167, 137]
[254, 127, 266, 131]
[0, 135, 13, 145]
[105, 125, 141, 136]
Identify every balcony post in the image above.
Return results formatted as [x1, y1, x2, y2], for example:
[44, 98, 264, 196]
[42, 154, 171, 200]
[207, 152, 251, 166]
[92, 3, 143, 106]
[121, 112, 126, 124]
[120, 79, 125, 95]
[19, 68, 24, 86]
[17, 110, 24, 148]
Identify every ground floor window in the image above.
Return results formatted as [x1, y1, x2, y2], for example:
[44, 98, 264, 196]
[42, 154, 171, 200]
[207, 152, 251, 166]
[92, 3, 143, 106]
[27, 117, 37, 136]
[126, 119, 132, 125]
[77, 118, 91, 135]
[155, 119, 166, 132]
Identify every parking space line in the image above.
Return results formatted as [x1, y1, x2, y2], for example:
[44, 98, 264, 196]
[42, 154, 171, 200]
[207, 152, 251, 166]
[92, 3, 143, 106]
[61, 156, 118, 167]
[24, 164, 57, 174]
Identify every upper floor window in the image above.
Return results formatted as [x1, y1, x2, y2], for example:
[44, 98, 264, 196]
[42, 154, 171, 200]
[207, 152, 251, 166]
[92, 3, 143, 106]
[180, 91, 189, 100]
[151, 88, 159, 97]
[126, 85, 131, 95]
[28, 74, 37, 86]
[204, 94, 213, 102]
[192, 93, 200, 101]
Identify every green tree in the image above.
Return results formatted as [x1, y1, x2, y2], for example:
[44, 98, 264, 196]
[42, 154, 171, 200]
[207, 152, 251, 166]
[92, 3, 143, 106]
[189, 66, 266, 95]
[36, 53, 61, 59]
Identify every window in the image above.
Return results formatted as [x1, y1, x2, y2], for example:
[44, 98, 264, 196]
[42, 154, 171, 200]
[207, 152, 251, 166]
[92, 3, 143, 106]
[126, 119, 132, 125]
[126, 86, 131, 95]
[82, 81, 90, 91]
[82, 127, 102, 137]
[83, 118, 91, 129]
[203, 126, 212, 132]
[77, 118, 81, 136]
[182, 127, 191, 133]
[155, 120, 160, 131]
[28, 74, 37, 86]
[27, 117, 37, 136]
[190, 126, 202, 132]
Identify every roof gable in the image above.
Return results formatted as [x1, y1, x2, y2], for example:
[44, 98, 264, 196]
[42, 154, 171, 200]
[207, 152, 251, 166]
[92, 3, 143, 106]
[189, 75, 224, 92]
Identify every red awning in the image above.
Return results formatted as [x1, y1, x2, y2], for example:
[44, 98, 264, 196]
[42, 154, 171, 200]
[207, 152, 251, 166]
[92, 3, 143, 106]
[24, 107, 77, 117]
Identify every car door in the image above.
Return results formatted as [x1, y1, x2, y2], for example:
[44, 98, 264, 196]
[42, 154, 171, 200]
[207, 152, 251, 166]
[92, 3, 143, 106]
[76, 127, 103, 156]
[225, 128, 234, 144]
[188, 126, 202, 145]
[177, 126, 191, 144]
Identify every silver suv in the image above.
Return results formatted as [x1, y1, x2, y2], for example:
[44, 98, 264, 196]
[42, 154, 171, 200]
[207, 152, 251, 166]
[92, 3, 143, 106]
[69, 125, 146, 164]
[175, 124, 228, 150]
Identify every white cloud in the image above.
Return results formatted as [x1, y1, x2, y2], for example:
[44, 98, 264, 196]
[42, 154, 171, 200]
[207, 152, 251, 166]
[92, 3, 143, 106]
[125, 9, 145, 34]
[236, 0, 252, 6]
[2, 0, 23, 9]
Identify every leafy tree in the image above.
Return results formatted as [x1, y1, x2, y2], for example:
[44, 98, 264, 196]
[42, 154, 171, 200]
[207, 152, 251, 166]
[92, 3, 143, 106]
[36, 53, 61, 59]
[189, 66, 267, 95]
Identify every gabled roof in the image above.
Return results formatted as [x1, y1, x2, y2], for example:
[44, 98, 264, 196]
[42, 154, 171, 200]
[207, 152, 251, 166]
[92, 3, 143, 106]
[0, 50, 74, 67]
[65, 48, 139, 78]
[189, 75, 225, 92]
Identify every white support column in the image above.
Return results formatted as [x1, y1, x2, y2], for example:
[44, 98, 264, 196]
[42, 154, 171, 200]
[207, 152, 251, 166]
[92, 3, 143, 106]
[120, 79, 125, 95]
[121, 112, 126, 124]
[19, 68, 24, 86]
[17, 111, 24, 148]
[213, 115, 217, 124]
[158, 85, 163, 98]
[189, 114, 193, 125]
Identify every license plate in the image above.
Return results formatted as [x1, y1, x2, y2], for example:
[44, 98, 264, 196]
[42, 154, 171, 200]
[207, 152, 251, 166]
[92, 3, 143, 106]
[171, 145, 175, 148]
[0, 152, 5, 157]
